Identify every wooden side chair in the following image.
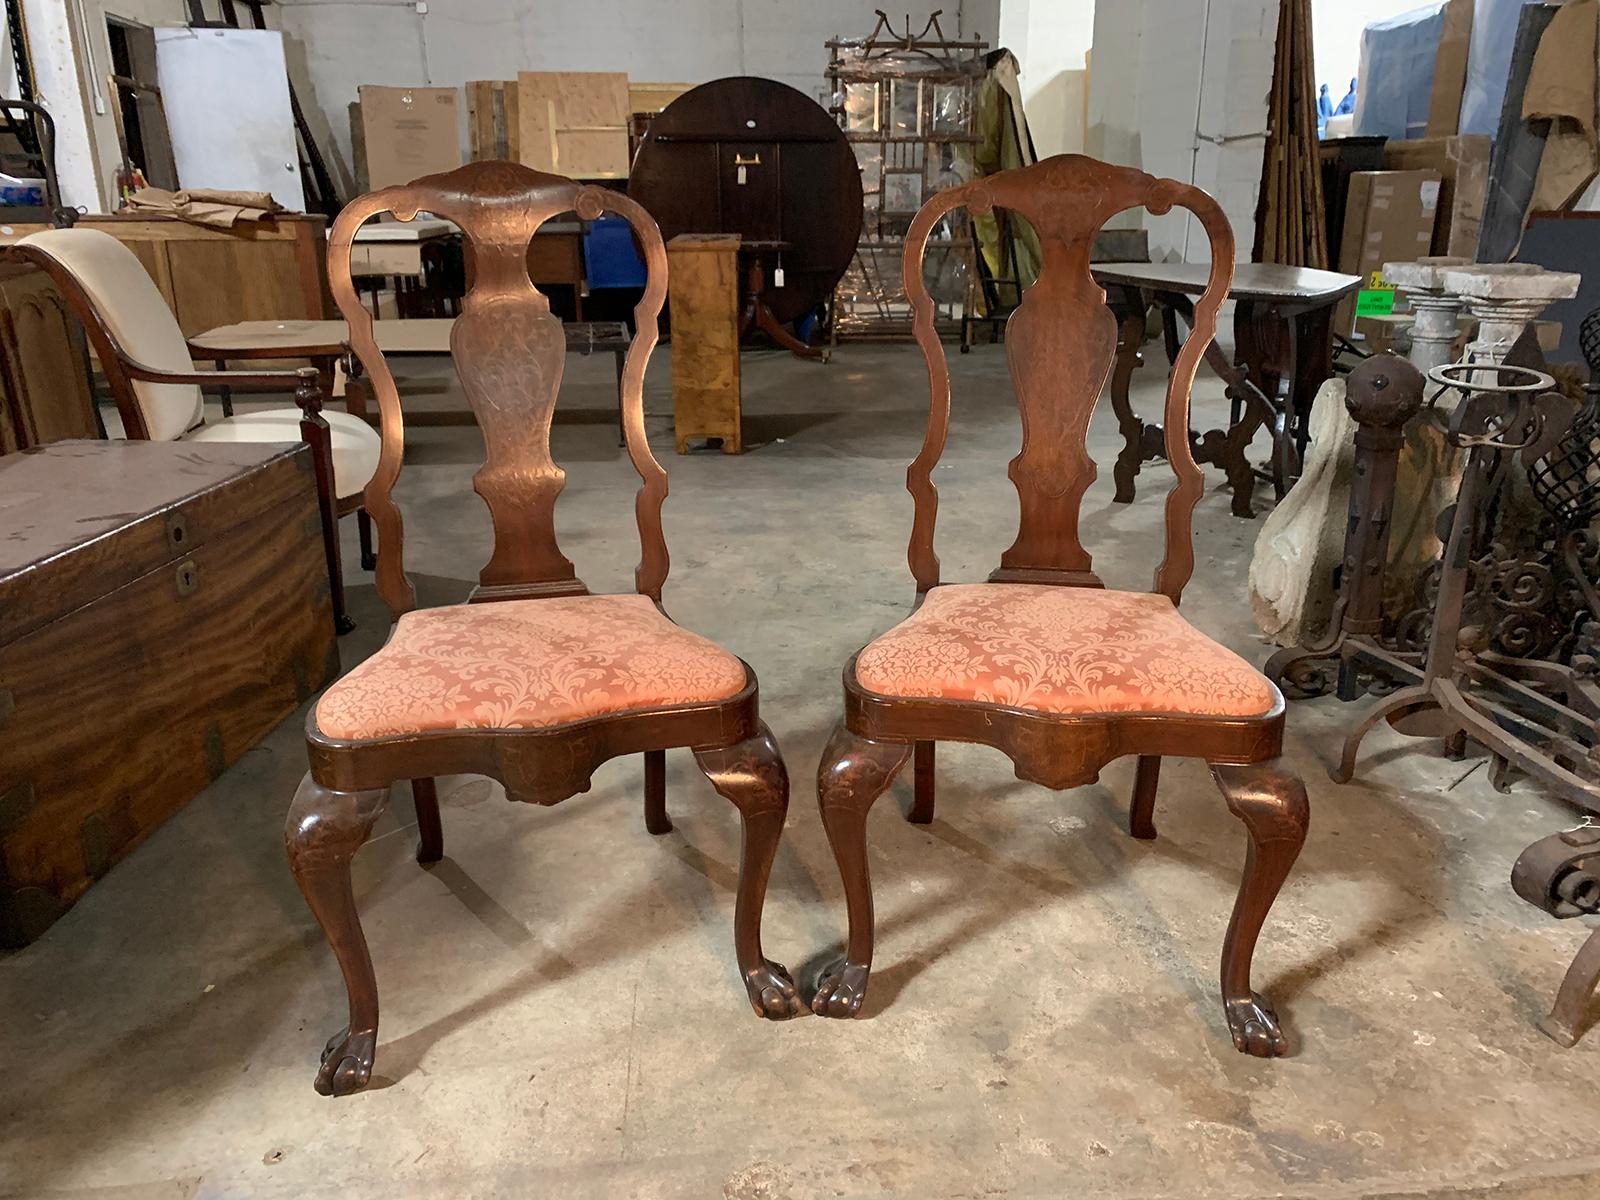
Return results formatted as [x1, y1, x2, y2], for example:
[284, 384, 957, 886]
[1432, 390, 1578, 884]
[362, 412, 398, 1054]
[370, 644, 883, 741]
[287, 161, 801, 1097]
[4, 228, 378, 633]
[811, 155, 1310, 1058]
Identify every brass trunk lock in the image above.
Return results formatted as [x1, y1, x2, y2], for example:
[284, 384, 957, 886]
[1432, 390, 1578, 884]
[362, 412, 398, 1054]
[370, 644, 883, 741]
[164, 513, 190, 552]
[175, 559, 200, 596]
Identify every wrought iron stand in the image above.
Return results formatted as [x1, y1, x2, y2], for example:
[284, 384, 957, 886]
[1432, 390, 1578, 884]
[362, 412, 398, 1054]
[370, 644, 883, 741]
[1264, 353, 1425, 699]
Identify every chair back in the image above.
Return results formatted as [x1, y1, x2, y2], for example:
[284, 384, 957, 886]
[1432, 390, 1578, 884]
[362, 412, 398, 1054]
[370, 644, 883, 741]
[16, 228, 203, 440]
[327, 160, 670, 621]
[902, 153, 1234, 605]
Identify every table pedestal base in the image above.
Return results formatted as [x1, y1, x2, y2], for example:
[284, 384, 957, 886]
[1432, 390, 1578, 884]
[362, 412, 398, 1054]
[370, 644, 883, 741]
[1106, 285, 1337, 518]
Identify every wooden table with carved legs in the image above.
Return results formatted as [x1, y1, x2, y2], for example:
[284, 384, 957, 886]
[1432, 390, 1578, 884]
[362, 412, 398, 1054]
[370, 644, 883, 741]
[1093, 262, 1360, 518]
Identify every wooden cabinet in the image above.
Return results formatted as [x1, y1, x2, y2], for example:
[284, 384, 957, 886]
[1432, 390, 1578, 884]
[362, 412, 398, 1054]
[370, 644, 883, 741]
[0, 263, 97, 453]
[0, 440, 339, 946]
[667, 233, 742, 453]
[0, 213, 331, 336]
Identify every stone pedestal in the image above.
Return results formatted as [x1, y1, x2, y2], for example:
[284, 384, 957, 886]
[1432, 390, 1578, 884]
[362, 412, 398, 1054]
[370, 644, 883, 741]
[1441, 263, 1581, 369]
[1384, 256, 1470, 374]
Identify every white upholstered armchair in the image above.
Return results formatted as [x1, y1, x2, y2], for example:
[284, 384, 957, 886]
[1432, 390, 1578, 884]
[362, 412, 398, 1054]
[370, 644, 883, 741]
[7, 228, 380, 632]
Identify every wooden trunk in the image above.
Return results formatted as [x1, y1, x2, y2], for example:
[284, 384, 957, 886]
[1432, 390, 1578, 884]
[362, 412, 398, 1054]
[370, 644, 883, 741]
[0, 261, 97, 453]
[0, 440, 339, 946]
[667, 233, 742, 454]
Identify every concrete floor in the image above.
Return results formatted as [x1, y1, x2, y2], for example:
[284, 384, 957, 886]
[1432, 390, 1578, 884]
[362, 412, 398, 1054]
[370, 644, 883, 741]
[5, 344, 1600, 1199]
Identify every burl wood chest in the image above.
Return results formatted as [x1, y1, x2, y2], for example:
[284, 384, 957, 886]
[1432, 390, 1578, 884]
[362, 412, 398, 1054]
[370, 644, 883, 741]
[0, 439, 339, 946]
[667, 233, 742, 453]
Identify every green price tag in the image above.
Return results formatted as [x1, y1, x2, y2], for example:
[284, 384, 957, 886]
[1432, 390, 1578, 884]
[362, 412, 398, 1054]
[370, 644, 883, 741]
[1355, 288, 1396, 317]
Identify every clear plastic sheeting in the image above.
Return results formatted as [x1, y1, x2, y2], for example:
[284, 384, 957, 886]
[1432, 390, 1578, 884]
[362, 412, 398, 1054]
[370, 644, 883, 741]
[825, 11, 987, 338]
[1353, 2, 1446, 141]
[834, 228, 972, 333]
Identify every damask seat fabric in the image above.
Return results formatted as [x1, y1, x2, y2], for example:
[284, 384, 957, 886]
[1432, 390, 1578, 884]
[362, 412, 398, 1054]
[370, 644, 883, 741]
[854, 583, 1277, 718]
[316, 594, 747, 740]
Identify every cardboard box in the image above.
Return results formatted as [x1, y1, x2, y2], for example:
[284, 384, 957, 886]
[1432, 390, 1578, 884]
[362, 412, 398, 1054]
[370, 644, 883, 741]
[358, 86, 462, 191]
[1426, 0, 1474, 137]
[517, 71, 631, 179]
[1382, 135, 1490, 257]
[1353, 312, 1416, 356]
[1336, 169, 1441, 332]
[1352, 314, 1559, 358]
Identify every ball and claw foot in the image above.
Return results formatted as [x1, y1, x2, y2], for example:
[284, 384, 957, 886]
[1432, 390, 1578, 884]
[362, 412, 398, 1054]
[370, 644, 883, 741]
[811, 958, 870, 1018]
[316, 1026, 377, 1096]
[1225, 992, 1288, 1057]
[746, 960, 804, 1019]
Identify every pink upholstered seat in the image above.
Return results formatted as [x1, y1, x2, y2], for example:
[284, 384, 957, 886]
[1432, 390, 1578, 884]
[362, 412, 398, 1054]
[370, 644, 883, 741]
[854, 584, 1277, 718]
[316, 594, 747, 740]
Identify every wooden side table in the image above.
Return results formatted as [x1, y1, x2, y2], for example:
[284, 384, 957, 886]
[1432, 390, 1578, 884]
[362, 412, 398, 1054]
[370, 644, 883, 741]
[1093, 261, 1360, 517]
[187, 319, 354, 420]
[667, 233, 742, 453]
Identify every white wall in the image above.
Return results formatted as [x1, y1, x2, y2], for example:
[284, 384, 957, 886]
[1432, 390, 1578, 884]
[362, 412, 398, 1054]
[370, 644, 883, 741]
[21, 0, 203, 210]
[999, 0, 1094, 157]
[89, 0, 194, 203]
[1086, 0, 1279, 263]
[276, 0, 1002, 194]
[1312, 0, 1432, 97]
[20, 0, 102, 209]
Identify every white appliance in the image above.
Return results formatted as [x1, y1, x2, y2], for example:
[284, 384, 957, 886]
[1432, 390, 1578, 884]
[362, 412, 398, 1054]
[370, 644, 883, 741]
[153, 27, 305, 211]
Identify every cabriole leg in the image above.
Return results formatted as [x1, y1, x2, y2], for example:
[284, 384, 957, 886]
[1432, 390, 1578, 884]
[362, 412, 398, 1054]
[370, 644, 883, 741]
[644, 749, 670, 835]
[693, 723, 802, 1019]
[1130, 755, 1160, 840]
[908, 741, 936, 824]
[1209, 757, 1309, 1057]
[812, 722, 912, 1018]
[285, 773, 392, 1095]
[411, 777, 442, 864]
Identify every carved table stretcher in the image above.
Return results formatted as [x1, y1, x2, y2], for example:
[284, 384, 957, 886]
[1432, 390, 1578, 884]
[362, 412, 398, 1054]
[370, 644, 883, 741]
[1092, 261, 1360, 517]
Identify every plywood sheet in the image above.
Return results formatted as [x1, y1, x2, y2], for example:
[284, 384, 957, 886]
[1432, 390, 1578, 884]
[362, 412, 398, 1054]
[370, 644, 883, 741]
[629, 82, 694, 114]
[516, 71, 631, 178]
[466, 80, 520, 162]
